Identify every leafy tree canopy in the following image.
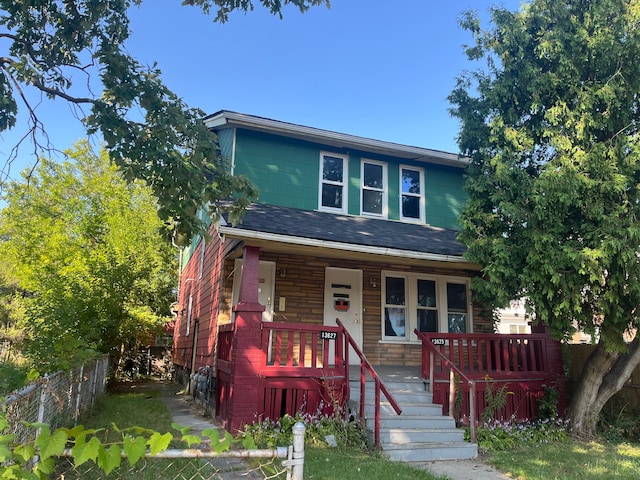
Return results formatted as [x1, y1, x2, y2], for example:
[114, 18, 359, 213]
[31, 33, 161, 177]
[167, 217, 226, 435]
[0, 0, 327, 242]
[450, 0, 640, 435]
[0, 141, 178, 371]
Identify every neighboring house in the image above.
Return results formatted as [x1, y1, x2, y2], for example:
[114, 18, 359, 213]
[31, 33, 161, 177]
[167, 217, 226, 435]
[173, 110, 488, 378]
[496, 299, 531, 335]
[172, 111, 564, 450]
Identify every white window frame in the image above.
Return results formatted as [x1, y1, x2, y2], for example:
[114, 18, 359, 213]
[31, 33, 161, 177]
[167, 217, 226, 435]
[360, 159, 387, 217]
[381, 272, 472, 342]
[400, 165, 425, 223]
[318, 152, 348, 214]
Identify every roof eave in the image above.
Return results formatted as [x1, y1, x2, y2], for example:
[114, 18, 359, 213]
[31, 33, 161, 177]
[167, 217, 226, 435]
[205, 110, 468, 169]
[218, 224, 475, 266]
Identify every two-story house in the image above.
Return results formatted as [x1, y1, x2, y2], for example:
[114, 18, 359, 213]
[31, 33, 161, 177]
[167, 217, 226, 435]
[173, 110, 489, 377]
[171, 111, 564, 459]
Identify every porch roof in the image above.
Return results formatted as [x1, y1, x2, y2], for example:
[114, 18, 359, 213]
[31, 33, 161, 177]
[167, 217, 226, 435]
[220, 204, 472, 265]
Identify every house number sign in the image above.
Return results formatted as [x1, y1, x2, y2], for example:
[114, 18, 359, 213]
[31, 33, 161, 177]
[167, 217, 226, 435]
[431, 338, 446, 345]
[321, 331, 337, 340]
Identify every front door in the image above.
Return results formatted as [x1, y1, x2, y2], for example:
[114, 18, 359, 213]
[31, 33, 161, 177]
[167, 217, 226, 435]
[323, 267, 362, 365]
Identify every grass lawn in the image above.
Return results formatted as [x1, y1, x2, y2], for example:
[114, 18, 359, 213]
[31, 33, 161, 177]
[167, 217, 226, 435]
[305, 447, 445, 479]
[487, 440, 640, 480]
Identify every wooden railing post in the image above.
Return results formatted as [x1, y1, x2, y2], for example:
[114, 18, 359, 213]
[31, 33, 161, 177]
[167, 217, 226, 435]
[469, 384, 476, 443]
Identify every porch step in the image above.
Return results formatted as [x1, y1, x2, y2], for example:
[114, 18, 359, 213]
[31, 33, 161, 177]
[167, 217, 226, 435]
[350, 367, 477, 462]
[384, 442, 479, 462]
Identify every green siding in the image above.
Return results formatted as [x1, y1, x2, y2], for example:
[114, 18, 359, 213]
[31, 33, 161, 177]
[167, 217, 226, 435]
[425, 165, 467, 230]
[233, 129, 320, 210]
[228, 127, 466, 229]
[216, 127, 235, 166]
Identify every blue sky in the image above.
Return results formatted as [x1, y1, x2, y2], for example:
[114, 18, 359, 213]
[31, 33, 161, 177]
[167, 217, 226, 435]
[0, 0, 523, 184]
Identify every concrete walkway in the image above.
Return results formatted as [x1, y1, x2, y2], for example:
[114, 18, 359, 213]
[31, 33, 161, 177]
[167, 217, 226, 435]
[414, 459, 511, 480]
[144, 381, 510, 480]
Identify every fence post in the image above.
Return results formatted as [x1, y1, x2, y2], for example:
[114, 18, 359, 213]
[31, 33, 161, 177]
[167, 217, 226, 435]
[291, 421, 305, 480]
[74, 364, 85, 423]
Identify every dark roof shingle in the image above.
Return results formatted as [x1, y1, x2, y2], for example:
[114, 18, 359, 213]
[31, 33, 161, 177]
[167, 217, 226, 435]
[223, 204, 466, 257]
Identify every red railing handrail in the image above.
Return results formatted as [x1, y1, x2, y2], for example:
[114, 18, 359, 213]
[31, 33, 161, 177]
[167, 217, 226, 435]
[415, 329, 477, 442]
[336, 318, 402, 447]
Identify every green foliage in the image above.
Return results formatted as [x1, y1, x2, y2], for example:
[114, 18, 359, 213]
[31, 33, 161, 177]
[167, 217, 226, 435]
[0, 362, 27, 395]
[449, 0, 640, 435]
[243, 410, 369, 451]
[481, 379, 511, 423]
[0, 142, 178, 371]
[450, 0, 640, 347]
[0, 0, 330, 242]
[536, 384, 560, 420]
[0, 408, 253, 478]
[598, 401, 640, 443]
[474, 417, 569, 453]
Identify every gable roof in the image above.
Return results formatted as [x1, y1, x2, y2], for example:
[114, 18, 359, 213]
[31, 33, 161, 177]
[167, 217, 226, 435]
[220, 203, 471, 264]
[205, 110, 468, 169]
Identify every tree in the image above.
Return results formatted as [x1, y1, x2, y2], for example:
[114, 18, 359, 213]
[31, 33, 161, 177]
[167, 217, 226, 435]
[0, 0, 327, 242]
[0, 141, 178, 371]
[449, 0, 640, 436]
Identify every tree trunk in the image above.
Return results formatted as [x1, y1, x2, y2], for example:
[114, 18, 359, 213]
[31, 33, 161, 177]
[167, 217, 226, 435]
[567, 337, 640, 437]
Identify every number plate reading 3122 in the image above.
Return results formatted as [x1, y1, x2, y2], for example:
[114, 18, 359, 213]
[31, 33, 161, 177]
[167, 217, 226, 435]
[431, 338, 445, 345]
[321, 331, 337, 340]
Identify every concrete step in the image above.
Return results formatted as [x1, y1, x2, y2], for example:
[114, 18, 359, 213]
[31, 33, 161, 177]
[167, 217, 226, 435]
[381, 427, 465, 445]
[384, 442, 478, 462]
[350, 380, 427, 394]
[377, 415, 457, 430]
[350, 388, 433, 405]
[363, 402, 443, 416]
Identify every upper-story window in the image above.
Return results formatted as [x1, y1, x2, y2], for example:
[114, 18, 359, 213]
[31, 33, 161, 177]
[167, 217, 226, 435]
[361, 160, 387, 217]
[400, 166, 425, 223]
[319, 152, 348, 213]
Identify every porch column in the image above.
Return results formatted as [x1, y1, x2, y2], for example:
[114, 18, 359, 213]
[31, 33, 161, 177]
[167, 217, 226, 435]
[228, 245, 265, 433]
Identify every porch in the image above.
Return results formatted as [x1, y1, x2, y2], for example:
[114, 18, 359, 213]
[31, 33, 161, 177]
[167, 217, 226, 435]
[214, 308, 564, 461]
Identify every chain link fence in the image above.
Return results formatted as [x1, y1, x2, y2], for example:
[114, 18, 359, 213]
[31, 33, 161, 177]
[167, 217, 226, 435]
[2, 356, 109, 444]
[52, 443, 304, 479]
[2, 358, 306, 479]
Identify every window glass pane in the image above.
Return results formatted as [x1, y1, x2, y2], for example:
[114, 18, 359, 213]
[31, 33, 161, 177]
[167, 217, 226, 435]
[362, 190, 383, 214]
[385, 277, 405, 305]
[402, 195, 420, 219]
[385, 307, 406, 337]
[448, 314, 467, 333]
[418, 310, 438, 332]
[417, 279, 436, 307]
[402, 169, 421, 194]
[364, 163, 383, 189]
[323, 156, 343, 182]
[321, 184, 342, 209]
[447, 283, 467, 312]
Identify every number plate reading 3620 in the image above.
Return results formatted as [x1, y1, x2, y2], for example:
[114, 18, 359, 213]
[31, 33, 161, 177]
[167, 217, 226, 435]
[431, 338, 446, 345]
[321, 331, 337, 340]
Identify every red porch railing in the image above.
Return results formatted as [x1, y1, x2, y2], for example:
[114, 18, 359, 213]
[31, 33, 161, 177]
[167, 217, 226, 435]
[258, 322, 348, 420]
[336, 319, 402, 447]
[415, 330, 565, 438]
[215, 319, 401, 447]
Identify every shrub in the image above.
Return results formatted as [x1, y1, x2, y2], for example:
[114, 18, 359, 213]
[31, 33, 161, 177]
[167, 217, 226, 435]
[473, 417, 569, 453]
[0, 362, 27, 395]
[243, 402, 368, 451]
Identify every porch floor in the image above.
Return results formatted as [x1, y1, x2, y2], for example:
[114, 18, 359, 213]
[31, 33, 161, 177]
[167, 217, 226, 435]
[349, 365, 423, 383]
